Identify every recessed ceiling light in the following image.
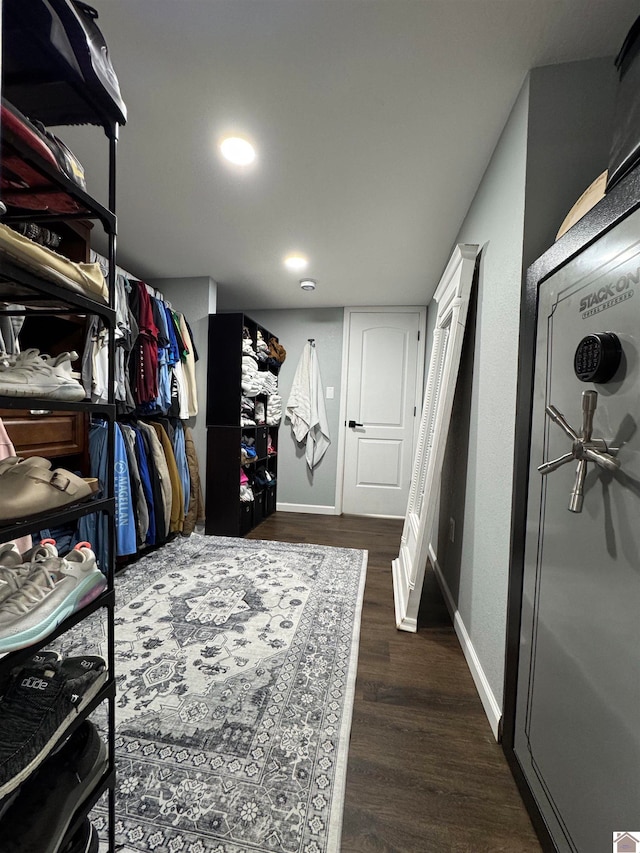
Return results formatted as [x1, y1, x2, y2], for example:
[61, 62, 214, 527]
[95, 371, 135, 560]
[284, 254, 308, 272]
[220, 136, 256, 165]
[300, 279, 316, 291]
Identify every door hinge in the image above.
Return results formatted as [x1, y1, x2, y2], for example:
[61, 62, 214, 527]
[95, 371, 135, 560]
[417, 329, 421, 341]
[414, 406, 417, 416]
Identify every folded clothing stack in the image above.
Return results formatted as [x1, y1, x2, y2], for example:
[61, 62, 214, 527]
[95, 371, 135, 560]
[256, 330, 269, 363]
[254, 465, 276, 488]
[241, 395, 255, 426]
[241, 354, 261, 397]
[239, 468, 254, 502]
[242, 326, 255, 357]
[257, 370, 278, 396]
[0, 348, 85, 401]
[240, 436, 257, 466]
[267, 392, 283, 426]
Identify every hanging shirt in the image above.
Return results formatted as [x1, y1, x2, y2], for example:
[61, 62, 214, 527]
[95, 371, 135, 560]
[137, 421, 172, 538]
[114, 423, 136, 557]
[132, 425, 156, 546]
[129, 280, 159, 405]
[183, 426, 205, 535]
[152, 297, 172, 413]
[78, 420, 109, 572]
[178, 312, 198, 417]
[150, 421, 184, 534]
[171, 420, 191, 517]
[120, 423, 149, 548]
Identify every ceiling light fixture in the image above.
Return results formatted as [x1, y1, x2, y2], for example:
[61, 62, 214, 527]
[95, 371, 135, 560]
[219, 136, 256, 166]
[284, 254, 308, 272]
[300, 279, 316, 292]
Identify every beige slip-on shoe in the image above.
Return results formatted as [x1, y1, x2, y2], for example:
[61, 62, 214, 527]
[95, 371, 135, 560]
[0, 466, 99, 522]
[0, 456, 52, 478]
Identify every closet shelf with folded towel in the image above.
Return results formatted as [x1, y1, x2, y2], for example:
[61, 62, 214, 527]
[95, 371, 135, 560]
[206, 312, 285, 537]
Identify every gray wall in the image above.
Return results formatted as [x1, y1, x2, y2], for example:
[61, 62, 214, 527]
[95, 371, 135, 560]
[434, 57, 617, 713]
[523, 58, 617, 271]
[249, 308, 344, 510]
[148, 275, 217, 497]
[435, 81, 529, 711]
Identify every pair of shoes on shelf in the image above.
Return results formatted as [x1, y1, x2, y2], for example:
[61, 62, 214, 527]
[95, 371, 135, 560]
[0, 455, 99, 522]
[0, 717, 107, 853]
[0, 541, 106, 653]
[0, 652, 107, 801]
[0, 348, 85, 401]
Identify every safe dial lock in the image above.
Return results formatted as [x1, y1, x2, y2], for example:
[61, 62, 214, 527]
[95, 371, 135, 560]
[574, 331, 622, 383]
[538, 389, 620, 513]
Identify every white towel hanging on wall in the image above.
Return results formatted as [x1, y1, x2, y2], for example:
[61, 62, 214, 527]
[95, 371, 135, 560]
[285, 340, 331, 470]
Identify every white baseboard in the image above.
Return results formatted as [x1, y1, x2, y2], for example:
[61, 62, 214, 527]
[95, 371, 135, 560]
[428, 544, 502, 741]
[276, 503, 339, 515]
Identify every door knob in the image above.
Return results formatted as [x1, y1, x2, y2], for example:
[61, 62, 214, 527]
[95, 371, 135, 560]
[348, 420, 363, 428]
[538, 390, 620, 512]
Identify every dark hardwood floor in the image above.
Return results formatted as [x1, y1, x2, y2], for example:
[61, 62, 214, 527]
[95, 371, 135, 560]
[248, 512, 541, 853]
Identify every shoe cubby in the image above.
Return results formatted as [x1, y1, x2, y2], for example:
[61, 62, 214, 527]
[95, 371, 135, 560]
[0, 3, 124, 848]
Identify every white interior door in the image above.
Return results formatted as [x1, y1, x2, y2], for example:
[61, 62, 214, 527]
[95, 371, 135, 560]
[341, 308, 426, 517]
[392, 245, 479, 631]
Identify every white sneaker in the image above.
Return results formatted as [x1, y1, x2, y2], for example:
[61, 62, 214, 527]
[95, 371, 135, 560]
[0, 540, 59, 604]
[0, 543, 106, 653]
[41, 350, 82, 382]
[0, 350, 84, 401]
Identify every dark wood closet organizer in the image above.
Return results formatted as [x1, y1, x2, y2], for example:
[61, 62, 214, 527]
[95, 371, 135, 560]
[0, 222, 93, 470]
[206, 312, 280, 536]
[0, 21, 121, 853]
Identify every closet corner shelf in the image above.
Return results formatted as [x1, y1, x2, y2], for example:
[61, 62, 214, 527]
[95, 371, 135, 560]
[0, 496, 115, 540]
[0, 257, 115, 321]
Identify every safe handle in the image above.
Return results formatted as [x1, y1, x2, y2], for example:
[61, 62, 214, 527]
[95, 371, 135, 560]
[538, 390, 620, 513]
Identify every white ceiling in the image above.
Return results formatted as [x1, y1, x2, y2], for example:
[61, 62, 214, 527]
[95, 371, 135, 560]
[59, 0, 638, 311]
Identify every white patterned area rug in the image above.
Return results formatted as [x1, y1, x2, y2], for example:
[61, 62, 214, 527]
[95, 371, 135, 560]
[64, 533, 368, 853]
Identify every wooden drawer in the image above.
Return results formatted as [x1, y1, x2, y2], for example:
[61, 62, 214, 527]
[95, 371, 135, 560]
[0, 409, 87, 458]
